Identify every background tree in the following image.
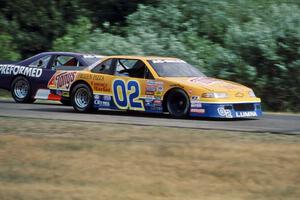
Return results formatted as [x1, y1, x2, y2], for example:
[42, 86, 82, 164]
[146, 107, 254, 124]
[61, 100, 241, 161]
[1, 0, 300, 111]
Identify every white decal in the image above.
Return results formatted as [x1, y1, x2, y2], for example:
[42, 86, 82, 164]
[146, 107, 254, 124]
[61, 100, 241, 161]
[236, 112, 257, 117]
[217, 107, 233, 118]
[0, 64, 42, 78]
[152, 59, 186, 64]
[189, 77, 224, 85]
[191, 108, 205, 114]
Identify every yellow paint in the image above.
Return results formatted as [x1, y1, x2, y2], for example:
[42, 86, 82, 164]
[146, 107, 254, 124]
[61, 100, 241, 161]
[48, 55, 261, 108]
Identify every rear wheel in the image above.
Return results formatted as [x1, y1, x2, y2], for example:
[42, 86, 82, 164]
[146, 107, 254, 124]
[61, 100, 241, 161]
[166, 89, 190, 118]
[11, 76, 35, 103]
[71, 83, 95, 112]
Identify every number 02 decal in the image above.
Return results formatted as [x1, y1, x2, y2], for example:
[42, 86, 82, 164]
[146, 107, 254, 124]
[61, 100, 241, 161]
[112, 79, 144, 111]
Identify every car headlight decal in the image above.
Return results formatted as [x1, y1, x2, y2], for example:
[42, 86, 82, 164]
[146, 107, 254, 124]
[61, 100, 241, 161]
[201, 92, 228, 98]
[248, 90, 256, 97]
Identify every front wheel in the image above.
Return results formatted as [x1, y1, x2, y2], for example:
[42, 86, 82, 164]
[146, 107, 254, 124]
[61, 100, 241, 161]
[166, 89, 190, 118]
[11, 76, 35, 103]
[71, 84, 95, 112]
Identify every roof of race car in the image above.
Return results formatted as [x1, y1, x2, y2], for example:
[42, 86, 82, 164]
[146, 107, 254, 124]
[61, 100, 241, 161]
[37, 52, 105, 57]
[101, 55, 179, 60]
[87, 55, 183, 70]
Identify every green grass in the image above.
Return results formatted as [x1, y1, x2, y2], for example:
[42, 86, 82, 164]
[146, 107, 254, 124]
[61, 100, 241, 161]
[0, 117, 299, 200]
[0, 89, 10, 98]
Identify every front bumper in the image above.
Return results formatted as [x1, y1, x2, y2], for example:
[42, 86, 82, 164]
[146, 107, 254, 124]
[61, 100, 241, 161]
[190, 102, 262, 118]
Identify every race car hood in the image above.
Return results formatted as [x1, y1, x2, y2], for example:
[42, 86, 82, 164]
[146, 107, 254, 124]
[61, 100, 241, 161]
[163, 77, 250, 92]
[160, 76, 260, 102]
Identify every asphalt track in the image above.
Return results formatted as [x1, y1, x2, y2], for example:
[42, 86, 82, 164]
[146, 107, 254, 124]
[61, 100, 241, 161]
[0, 99, 299, 135]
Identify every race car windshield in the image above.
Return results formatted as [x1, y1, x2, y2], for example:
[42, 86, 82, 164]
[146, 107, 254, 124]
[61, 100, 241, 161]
[148, 59, 206, 77]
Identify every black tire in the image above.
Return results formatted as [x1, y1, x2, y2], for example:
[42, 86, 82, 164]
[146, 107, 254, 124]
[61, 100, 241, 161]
[71, 83, 95, 112]
[11, 76, 35, 103]
[166, 89, 190, 118]
[60, 98, 71, 106]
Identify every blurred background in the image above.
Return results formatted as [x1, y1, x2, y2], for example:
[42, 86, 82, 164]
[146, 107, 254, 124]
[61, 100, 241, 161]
[0, 0, 299, 112]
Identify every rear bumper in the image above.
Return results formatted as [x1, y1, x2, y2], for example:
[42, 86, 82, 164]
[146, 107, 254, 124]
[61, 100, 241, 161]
[190, 102, 262, 118]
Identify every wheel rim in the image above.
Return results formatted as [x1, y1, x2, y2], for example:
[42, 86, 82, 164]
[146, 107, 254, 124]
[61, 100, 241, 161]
[14, 79, 29, 99]
[74, 88, 89, 108]
[169, 93, 188, 114]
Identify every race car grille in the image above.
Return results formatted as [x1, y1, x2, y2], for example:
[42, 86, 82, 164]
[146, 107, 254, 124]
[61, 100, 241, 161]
[233, 103, 255, 111]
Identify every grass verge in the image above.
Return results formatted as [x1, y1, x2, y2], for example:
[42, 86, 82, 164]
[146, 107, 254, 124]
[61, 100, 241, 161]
[0, 117, 299, 200]
[0, 89, 10, 98]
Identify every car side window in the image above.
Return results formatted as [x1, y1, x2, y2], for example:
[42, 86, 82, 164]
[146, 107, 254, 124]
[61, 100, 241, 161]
[92, 59, 113, 74]
[29, 55, 51, 68]
[115, 59, 153, 79]
[52, 55, 83, 69]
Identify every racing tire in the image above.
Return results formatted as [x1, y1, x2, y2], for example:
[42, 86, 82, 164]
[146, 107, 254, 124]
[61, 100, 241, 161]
[166, 89, 190, 118]
[60, 98, 72, 106]
[11, 76, 35, 103]
[71, 83, 96, 112]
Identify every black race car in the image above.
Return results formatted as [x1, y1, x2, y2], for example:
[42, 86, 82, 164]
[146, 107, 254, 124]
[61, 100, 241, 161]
[0, 52, 104, 105]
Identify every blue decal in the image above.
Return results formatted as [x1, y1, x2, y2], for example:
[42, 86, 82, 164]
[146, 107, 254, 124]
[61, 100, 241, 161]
[112, 79, 144, 111]
[113, 80, 128, 109]
[128, 80, 143, 110]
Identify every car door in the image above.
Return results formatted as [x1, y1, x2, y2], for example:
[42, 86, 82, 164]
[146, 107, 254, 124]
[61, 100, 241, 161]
[111, 58, 161, 112]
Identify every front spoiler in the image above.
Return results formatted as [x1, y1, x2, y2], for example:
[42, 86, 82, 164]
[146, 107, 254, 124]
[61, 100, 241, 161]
[189, 102, 262, 118]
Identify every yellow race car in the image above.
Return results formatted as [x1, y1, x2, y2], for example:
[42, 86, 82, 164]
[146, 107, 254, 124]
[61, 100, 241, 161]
[48, 56, 262, 118]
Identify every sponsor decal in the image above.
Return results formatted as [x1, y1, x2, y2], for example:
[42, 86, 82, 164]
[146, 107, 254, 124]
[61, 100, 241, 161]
[94, 100, 110, 107]
[146, 86, 156, 92]
[0, 65, 43, 78]
[189, 77, 223, 85]
[146, 80, 157, 85]
[191, 108, 205, 114]
[157, 86, 163, 92]
[103, 95, 111, 101]
[217, 107, 233, 118]
[235, 92, 244, 97]
[93, 74, 104, 81]
[146, 91, 154, 95]
[144, 97, 155, 102]
[78, 73, 93, 79]
[55, 72, 77, 89]
[191, 102, 202, 108]
[94, 95, 100, 100]
[223, 85, 240, 90]
[146, 80, 164, 95]
[153, 100, 162, 105]
[92, 82, 110, 92]
[83, 55, 103, 59]
[146, 80, 163, 86]
[154, 91, 163, 96]
[236, 111, 257, 117]
[191, 96, 200, 100]
[152, 59, 186, 64]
